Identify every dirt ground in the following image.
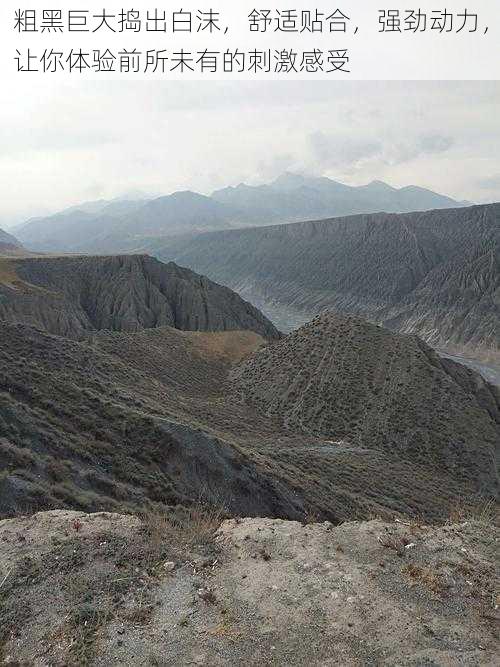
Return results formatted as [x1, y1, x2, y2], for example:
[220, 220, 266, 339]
[0, 510, 498, 666]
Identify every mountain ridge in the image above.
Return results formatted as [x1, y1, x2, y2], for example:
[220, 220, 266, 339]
[13, 174, 467, 254]
[0, 227, 22, 255]
[0, 254, 281, 340]
[211, 172, 465, 224]
[156, 203, 500, 363]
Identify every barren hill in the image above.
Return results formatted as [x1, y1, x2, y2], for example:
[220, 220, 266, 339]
[0, 254, 281, 340]
[0, 510, 497, 665]
[1, 314, 498, 522]
[0, 322, 301, 520]
[231, 312, 499, 497]
[157, 203, 500, 362]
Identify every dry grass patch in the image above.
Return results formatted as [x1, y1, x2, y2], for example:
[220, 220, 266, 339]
[187, 330, 266, 364]
[140, 501, 225, 558]
[448, 497, 499, 526]
[403, 563, 448, 597]
[377, 533, 412, 557]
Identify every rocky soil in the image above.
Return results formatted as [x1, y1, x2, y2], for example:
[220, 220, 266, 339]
[0, 510, 498, 666]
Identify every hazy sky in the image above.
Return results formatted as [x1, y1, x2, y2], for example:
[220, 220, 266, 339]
[1, 80, 499, 227]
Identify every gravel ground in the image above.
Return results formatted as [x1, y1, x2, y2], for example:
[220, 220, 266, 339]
[1, 510, 498, 666]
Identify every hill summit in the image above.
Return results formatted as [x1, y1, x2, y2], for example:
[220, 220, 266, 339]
[232, 312, 499, 496]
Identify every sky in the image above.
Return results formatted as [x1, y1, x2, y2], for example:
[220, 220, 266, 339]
[1, 80, 499, 227]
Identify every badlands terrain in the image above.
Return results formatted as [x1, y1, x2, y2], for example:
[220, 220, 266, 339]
[158, 203, 499, 365]
[0, 254, 280, 340]
[0, 222, 498, 664]
[0, 255, 498, 522]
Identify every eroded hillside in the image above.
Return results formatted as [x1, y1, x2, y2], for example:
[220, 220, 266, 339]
[231, 312, 500, 497]
[0, 255, 281, 340]
[157, 203, 500, 362]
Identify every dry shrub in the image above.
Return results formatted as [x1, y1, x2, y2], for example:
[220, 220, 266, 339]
[448, 497, 499, 526]
[377, 533, 411, 557]
[403, 563, 447, 596]
[141, 502, 225, 555]
[302, 508, 320, 525]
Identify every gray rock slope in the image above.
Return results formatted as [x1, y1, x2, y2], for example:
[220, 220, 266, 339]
[0, 254, 281, 340]
[157, 203, 500, 358]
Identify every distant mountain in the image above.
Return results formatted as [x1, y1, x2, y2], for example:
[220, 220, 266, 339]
[14, 174, 467, 254]
[13, 193, 153, 234]
[0, 227, 22, 254]
[211, 172, 466, 224]
[13, 197, 150, 253]
[14, 192, 239, 254]
[80, 192, 240, 254]
[156, 203, 500, 363]
[0, 254, 281, 340]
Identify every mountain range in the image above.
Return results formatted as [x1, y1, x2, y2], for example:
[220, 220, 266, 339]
[13, 174, 467, 254]
[211, 172, 468, 224]
[157, 203, 500, 364]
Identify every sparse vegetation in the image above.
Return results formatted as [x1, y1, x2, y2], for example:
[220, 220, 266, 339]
[447, 497, 499, 526]
[140, 501, 225, 560]
[1, 512, 498, 665]
[0, 505, 225, 664]
[0, 271, 498, 526]
[402, 563, 448, 597]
